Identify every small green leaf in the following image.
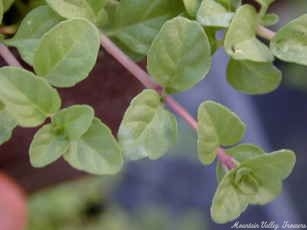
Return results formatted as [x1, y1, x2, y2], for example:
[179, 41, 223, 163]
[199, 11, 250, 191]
[0, 67, 61, 127]
[197, 101, 246, 165]
[46, 0, 96, 22]
[29, 124, 70, 167]
[211, 149, 295, 223]
[0, 104, 17, 145]
[216, 144, 264, 182]
[5, 6, 63, 64]
[242, 150, 296, 205]
[197, 0, 234, 28]
[225, 5, 273, 62]
[109, 0, 184, 55]
[261, 13, 279, 26]
[33, 18, 100, 88]
[52, 105, 95, 140]
[148, 16, 211, 93]
[183, 0, 201, 17]
[227, 59, 282, 94]
[211, 171, 249, 224]
[118, 89, 178, 160]
[64, 118, 123, 175]
[271, 14, 307, 66]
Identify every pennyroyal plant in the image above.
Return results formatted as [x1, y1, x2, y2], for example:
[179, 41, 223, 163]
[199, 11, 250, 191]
[0, 0, 303, 224]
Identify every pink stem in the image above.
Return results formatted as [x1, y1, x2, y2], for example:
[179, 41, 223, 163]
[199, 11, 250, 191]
[0, 44, 22, 67]
[216, 148, 236, 170]
[256, 26, 276, 41]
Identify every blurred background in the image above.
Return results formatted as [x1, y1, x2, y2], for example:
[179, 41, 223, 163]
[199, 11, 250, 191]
[1, 1, 307, 229]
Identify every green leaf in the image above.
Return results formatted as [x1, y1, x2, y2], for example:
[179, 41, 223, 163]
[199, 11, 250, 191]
[0, 1, 4, 24]
[216, 0, 241, 11]
[148, 16, 212, 93]
[5, 6, 63, 65]
[0, 67, 61, 127]
[2, 0, 14, 11]
[109, 0, 184, 55]
[29, 124, 70, 167]
[197, 0, 234, 28]
[0, 104, 17, 145]
[225, 5, 273, 62]
[216, 144, 264, 182]
[33, 18, 100, 88]
[183, 0, 201, 17]
[271, 14, 307, 66]
[197, 100, 246, 165]
[52, 105, 94, 140]
[211, 171, 249, 224]
[46, 0, 96, 22]
[261, 13, 279, 26]
[227, 59, 282, 94]
[242, 150, 295, 205]
[64, 118, 123, 175]
[118, 89, 178, 160]
[211, 149, 295, 223]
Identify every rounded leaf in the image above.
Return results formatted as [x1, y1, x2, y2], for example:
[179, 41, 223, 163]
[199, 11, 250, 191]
[227, 59, 281, 95]
[118, 89, 178, 160]
[33, 18, 100, 87]
[0, 67, 61, 127]
[183, 0, 201, 17]
[271, 14, 307, 66]
[5, 6, 63, 65]
[197, 100, 246, 165]
[30, 124, 70, 167]
[0, 107, 17, 145]
[52, 105, 95, 140]
[64, 118, 123, 175]
[147, 16, 212, 93]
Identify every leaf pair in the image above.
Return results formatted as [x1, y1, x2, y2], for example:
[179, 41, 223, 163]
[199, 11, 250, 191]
[30, 105, 123, 175]
[197, 101, 245, 165]
[118, 90, 177, 160]
[211, 149, 295, 223]
[225, 5, 281, 95]
[6, 6, 100, 88]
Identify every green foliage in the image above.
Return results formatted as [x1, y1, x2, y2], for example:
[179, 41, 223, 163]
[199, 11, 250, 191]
[0, 0, 302, 225]
[5, 6, 63, 64]
[33, 18, 100, 87]
[118, 89, 177, 160]
[64, 118, 123, 174]
[0, 103, 17, 145]
[197, 101, 246, 165]
[211, 150, 295, 223]
[183, 0, 202, 17]
[227, 59, 281, 94]
[108, 0, 184, 55]
[271, 14, 307, 66]
[30, 124, 70, 167]
[0, 67, 61, 127]
[225, 5, 273, 62]
[148, 16, 211, 93]
[197, 0, 233, 28]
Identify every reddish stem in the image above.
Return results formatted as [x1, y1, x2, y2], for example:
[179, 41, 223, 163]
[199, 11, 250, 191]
[216, 148, 236, 170]
[0, 44, 22, 67]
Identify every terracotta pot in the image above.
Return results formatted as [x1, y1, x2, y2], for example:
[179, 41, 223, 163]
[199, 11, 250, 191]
[0, 51, 142, 193]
